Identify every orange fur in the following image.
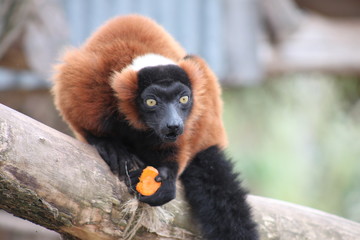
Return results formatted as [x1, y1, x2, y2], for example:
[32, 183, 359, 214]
[176, 56, 227, 173]
[53, 15, 186, 136]
[52, 15, 227, 174]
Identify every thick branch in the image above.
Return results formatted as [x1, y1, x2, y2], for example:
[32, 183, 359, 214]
[0, 103, 359, 240]
[0, 103, 197, 240]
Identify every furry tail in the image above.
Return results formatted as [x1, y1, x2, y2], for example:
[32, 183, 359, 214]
[180, 146, 258, 240]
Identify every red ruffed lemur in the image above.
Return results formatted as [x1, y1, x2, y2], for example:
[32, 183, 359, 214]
[52, 15, 258, 240]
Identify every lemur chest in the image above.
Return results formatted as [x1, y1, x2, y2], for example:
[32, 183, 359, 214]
[116, 128, 178, 167]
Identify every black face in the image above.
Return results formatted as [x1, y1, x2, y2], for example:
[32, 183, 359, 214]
[136, 65, 193, 143]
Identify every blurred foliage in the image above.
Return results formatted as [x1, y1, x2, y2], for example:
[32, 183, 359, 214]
[222, 74, 360, 222]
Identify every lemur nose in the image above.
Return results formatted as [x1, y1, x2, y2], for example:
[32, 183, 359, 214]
[167, 124, 179, 131]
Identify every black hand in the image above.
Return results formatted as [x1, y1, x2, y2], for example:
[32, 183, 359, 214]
[86, 134, 143, 178]
[125, 168, 143, 195]
[127, 166, 177, 206]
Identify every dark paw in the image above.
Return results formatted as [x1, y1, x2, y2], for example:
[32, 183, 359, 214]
[125, 168, 143, 194]
[96, 142, 143, 178]
[85, 134, 145, 179]
[138, 179, 176, 206]
[126, 166, 177, 206]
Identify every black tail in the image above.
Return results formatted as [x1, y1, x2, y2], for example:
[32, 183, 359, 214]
[180, 146, 258, 240]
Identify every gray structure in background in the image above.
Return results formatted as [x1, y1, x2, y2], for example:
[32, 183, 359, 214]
[223, 0, 262, 85]
[0, 0, 262, 90]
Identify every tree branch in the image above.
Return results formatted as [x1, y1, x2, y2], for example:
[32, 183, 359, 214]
[0, 103, 359, 239]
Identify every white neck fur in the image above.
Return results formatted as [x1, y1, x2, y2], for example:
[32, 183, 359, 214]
[129, 53, 177, 71]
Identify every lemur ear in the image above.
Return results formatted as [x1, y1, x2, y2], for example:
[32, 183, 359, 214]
[179, 54, 219, 93]
[177, 55, 209, 126]
[111, 68, 147, 130]
[178, 55, 207, 91]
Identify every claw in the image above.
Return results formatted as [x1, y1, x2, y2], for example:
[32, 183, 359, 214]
[125, 169, 143, 195]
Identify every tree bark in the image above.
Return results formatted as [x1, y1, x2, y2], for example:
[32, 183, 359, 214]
[0, 103, 359, 240]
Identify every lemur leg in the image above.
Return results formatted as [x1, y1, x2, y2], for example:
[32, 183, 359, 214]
[180, 146, 258, 240]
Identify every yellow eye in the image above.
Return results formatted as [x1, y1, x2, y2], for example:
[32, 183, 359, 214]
[179, 96, 189, 104]
[146, 99, 157, 107]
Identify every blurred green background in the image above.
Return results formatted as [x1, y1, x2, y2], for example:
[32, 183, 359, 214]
[223, 75, 360, 222]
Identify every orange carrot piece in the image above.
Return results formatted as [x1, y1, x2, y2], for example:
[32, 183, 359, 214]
[136, 166, 161, 196]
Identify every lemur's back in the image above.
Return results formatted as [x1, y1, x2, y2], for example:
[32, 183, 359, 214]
[83, 15, 186, 64]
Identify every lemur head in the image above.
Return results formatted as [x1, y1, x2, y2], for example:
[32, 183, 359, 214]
[136, 64, 193, 142]
[112, 54, 196, 143]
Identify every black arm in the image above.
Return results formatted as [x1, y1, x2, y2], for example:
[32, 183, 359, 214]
[85, 134, 142, 178]
[180, 146, 258, 240]
[86, 133, 178, 206]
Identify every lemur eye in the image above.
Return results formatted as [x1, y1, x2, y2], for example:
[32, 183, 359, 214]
[179, 96, 189, 104]
[146, 99, 157, 107]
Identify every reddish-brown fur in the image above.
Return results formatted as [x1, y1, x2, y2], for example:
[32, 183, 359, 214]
[52, 15, 227, 174]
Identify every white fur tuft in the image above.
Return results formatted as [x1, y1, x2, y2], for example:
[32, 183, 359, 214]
[129, 53, 177, 71]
